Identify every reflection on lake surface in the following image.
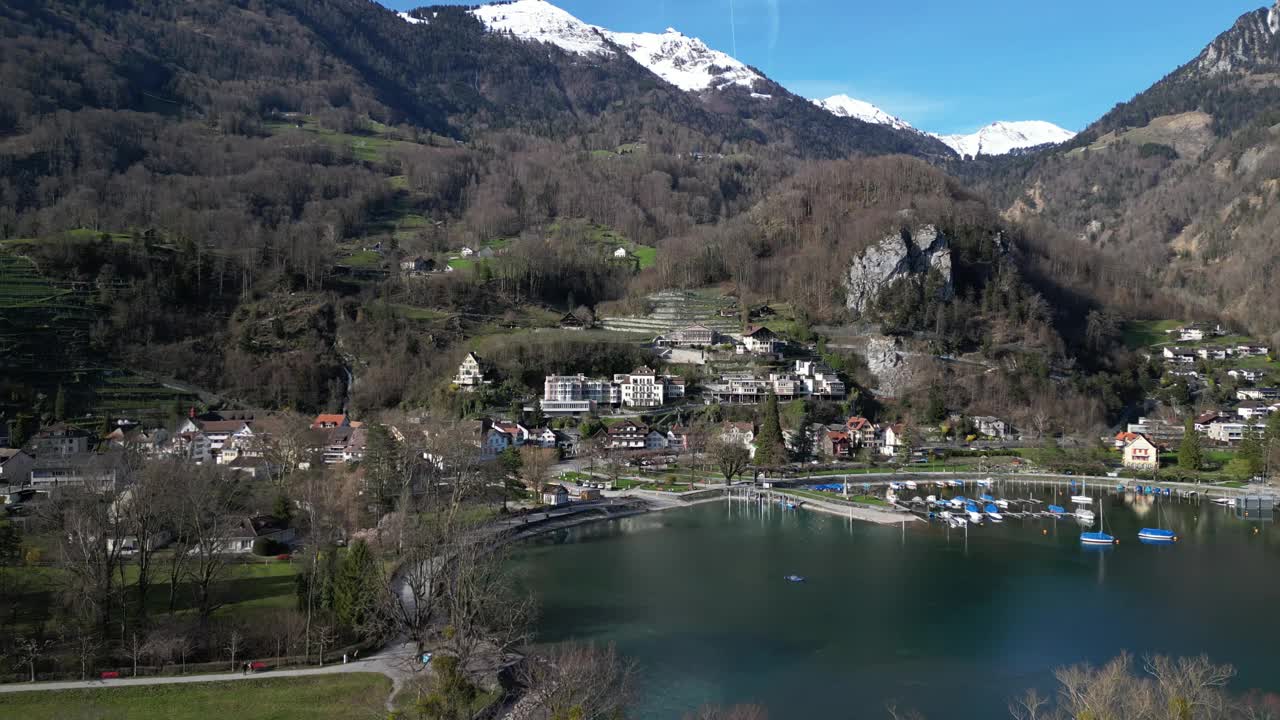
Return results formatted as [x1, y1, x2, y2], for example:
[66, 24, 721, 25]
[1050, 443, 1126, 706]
[513, 484, 1279, 720]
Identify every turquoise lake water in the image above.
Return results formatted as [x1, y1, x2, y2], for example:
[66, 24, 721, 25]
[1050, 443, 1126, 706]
[513, 485, 1279, 719]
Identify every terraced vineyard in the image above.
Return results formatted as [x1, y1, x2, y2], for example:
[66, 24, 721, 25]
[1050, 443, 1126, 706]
[600, 290, 740, 336]
[0, 254, 196, 423]
[0, 254, 97, 379]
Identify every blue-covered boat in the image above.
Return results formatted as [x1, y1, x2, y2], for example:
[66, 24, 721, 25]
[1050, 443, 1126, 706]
[984, 503, 1003, 521]
[1048, 504, 1066, 515]
[1138, 528, 1177, 543]
[1081, 531, 1116, 545]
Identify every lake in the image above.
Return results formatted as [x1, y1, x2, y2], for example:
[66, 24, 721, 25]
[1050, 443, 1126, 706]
[513, 484, 1279, 719]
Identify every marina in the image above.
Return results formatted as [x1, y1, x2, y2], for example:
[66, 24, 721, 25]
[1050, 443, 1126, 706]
[515, 484, 1280, 720]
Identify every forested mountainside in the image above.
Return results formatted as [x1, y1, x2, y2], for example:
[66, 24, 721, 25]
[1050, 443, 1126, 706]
[966, 1, 1280, 339]
[0, 0, 1143, 423]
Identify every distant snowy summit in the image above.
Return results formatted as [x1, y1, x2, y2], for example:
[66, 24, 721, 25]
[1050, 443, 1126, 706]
[935, 121, 1076, 158]
[407, 0, 1074, 157]
[467, 0, 763, 93]
[811, 95, 915, 132]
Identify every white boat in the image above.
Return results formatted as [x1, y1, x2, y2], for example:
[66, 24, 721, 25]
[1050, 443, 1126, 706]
[996, 499, 1010, 510]
[926, 495, 937, 504]
[1211, 497, 1237, 507]
[947, 480, 963, 487]
[984, 504, 1004, 522]
[949, 516, 968, 528]
[977, 479, 994, 488]
[949, 497, 965, 509]
[1071, 495, 1092, 505]
[905, 481, 918, 490]
[1075, 508, 1096, 523]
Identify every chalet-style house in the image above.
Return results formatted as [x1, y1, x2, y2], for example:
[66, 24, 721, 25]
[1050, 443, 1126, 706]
[311, 413, 349, 430]
[1121, 434, 1159, 470]
[454, 352, 489, 392]
[740, 326, 782, 355]
[606, 421, 649, 451]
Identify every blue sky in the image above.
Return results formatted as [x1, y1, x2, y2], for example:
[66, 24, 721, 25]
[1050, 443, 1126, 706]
[382, 0, 1266, 134]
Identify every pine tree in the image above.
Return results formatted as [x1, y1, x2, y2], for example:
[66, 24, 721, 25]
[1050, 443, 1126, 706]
[1177, 418, 1203, 472]
[1240, 421, 1264, 477]
[790, 408, 814, 463]
[334, 540, 380, 636]
[363, 425, 401, 514]
[753, 391, 786, 467]
[53, 384, 67, 422]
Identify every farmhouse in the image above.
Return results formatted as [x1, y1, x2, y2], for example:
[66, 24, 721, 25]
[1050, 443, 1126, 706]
[1121, 434, 1159, 470]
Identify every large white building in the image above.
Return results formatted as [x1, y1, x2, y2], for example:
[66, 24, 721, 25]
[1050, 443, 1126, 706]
[542, 369, 684, 415]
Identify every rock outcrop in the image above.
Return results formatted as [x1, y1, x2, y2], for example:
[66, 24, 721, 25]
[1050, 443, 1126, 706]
[845, 225, 954, 316]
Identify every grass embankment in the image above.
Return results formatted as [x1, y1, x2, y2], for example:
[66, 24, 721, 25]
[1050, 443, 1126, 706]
[782, 488, 888, 507]
[0, 673, 391, 720]
[1120, 319, 1183, 349]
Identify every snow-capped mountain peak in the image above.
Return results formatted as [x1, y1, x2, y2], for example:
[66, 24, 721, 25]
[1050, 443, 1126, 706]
[466, 0, 762, 93]
[608, 27, 763, 92]
[936, 121, 1076, 158]
[811, 95, 915, 132]
[470, 0, 614, 57]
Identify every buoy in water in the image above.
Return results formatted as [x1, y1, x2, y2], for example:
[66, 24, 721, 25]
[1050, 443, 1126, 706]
[1042, 529, 1047, 535]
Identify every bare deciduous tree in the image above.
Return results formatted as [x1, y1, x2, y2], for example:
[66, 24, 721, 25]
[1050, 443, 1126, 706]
[519, 643, 637, 720]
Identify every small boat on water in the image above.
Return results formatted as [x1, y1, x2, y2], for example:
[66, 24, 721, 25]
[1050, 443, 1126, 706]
[1080, 491, 1117, 546]
[948, 516, 968, 528]
[1048, 504, 1067, 515]
[1211, 497, 1237, 507]
[949, 496, 966, 509]
[980, 493, 995, 502]
[996, 499, 1010, 510]
[947, 480, 963, 488]
[1071, 495, 1092, 505]
[977, 479, 994, 488]
[984, 504, 1003, 522]
[966, 502, 984, 524]
[905, 481, 918, 490]
[1081, 531, 1117, 546]
[1138, 528, 1177, 542]
[784, 575, 806, 583]
[1075, 508, 1096, 523]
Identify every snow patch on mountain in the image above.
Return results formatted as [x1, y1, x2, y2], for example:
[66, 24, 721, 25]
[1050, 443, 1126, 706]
[1271, 0, 1280, 35]
[468, 1, 761, 92]
[936, 121, 1076, 157]
[397, 11, 427, 25]
[609, 28, 763, 92]
[470, 0, 614, 56]
[812, 95, 915, 132]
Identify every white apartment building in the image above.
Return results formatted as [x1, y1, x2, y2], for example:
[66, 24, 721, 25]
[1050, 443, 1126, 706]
[543, 369, 683, 415]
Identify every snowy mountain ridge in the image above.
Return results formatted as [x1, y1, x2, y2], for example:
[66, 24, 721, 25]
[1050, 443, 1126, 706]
[400, 0, 1073, 157]
[811, 95, 916, 132]
[466, 0, 762, 93]
[935, 121, 1077, 158]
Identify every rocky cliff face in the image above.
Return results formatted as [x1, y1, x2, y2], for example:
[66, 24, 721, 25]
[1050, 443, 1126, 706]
[845, 225, 954, 316]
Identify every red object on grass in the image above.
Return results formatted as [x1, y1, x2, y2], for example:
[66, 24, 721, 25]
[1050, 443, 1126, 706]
[100, 671, 120, 679]
[250, 662, 267, 671]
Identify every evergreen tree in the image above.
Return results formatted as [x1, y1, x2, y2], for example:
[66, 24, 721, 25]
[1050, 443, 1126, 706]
[1177, 418, 1203, 472]
[925, 384, 947, 424]
[1240, 421, 1264, 477]
[896, 426, 915, 463]
[1265, 411, 1280, 478]
[53, 384, 67, 422]
[754, 391, 786, 467]
[363, 424, 401, 514]
[273, 493, 294, 528]
[334, 540, 380, 636]
[790, 408, 815, 463]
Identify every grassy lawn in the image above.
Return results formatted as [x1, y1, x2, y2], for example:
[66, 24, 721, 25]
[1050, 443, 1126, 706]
[340, 250, 383, 268]
[782, 488, 888, 507]
[0, 673, 391, 720]
[7, 558, 302, 632]
[1121, 319, 1182, 349]
[633, 245, 658, 269]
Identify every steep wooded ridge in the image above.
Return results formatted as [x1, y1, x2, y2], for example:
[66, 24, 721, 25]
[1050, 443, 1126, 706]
[972, 1, 1280, 339]
[0, 0, 1166, 425]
